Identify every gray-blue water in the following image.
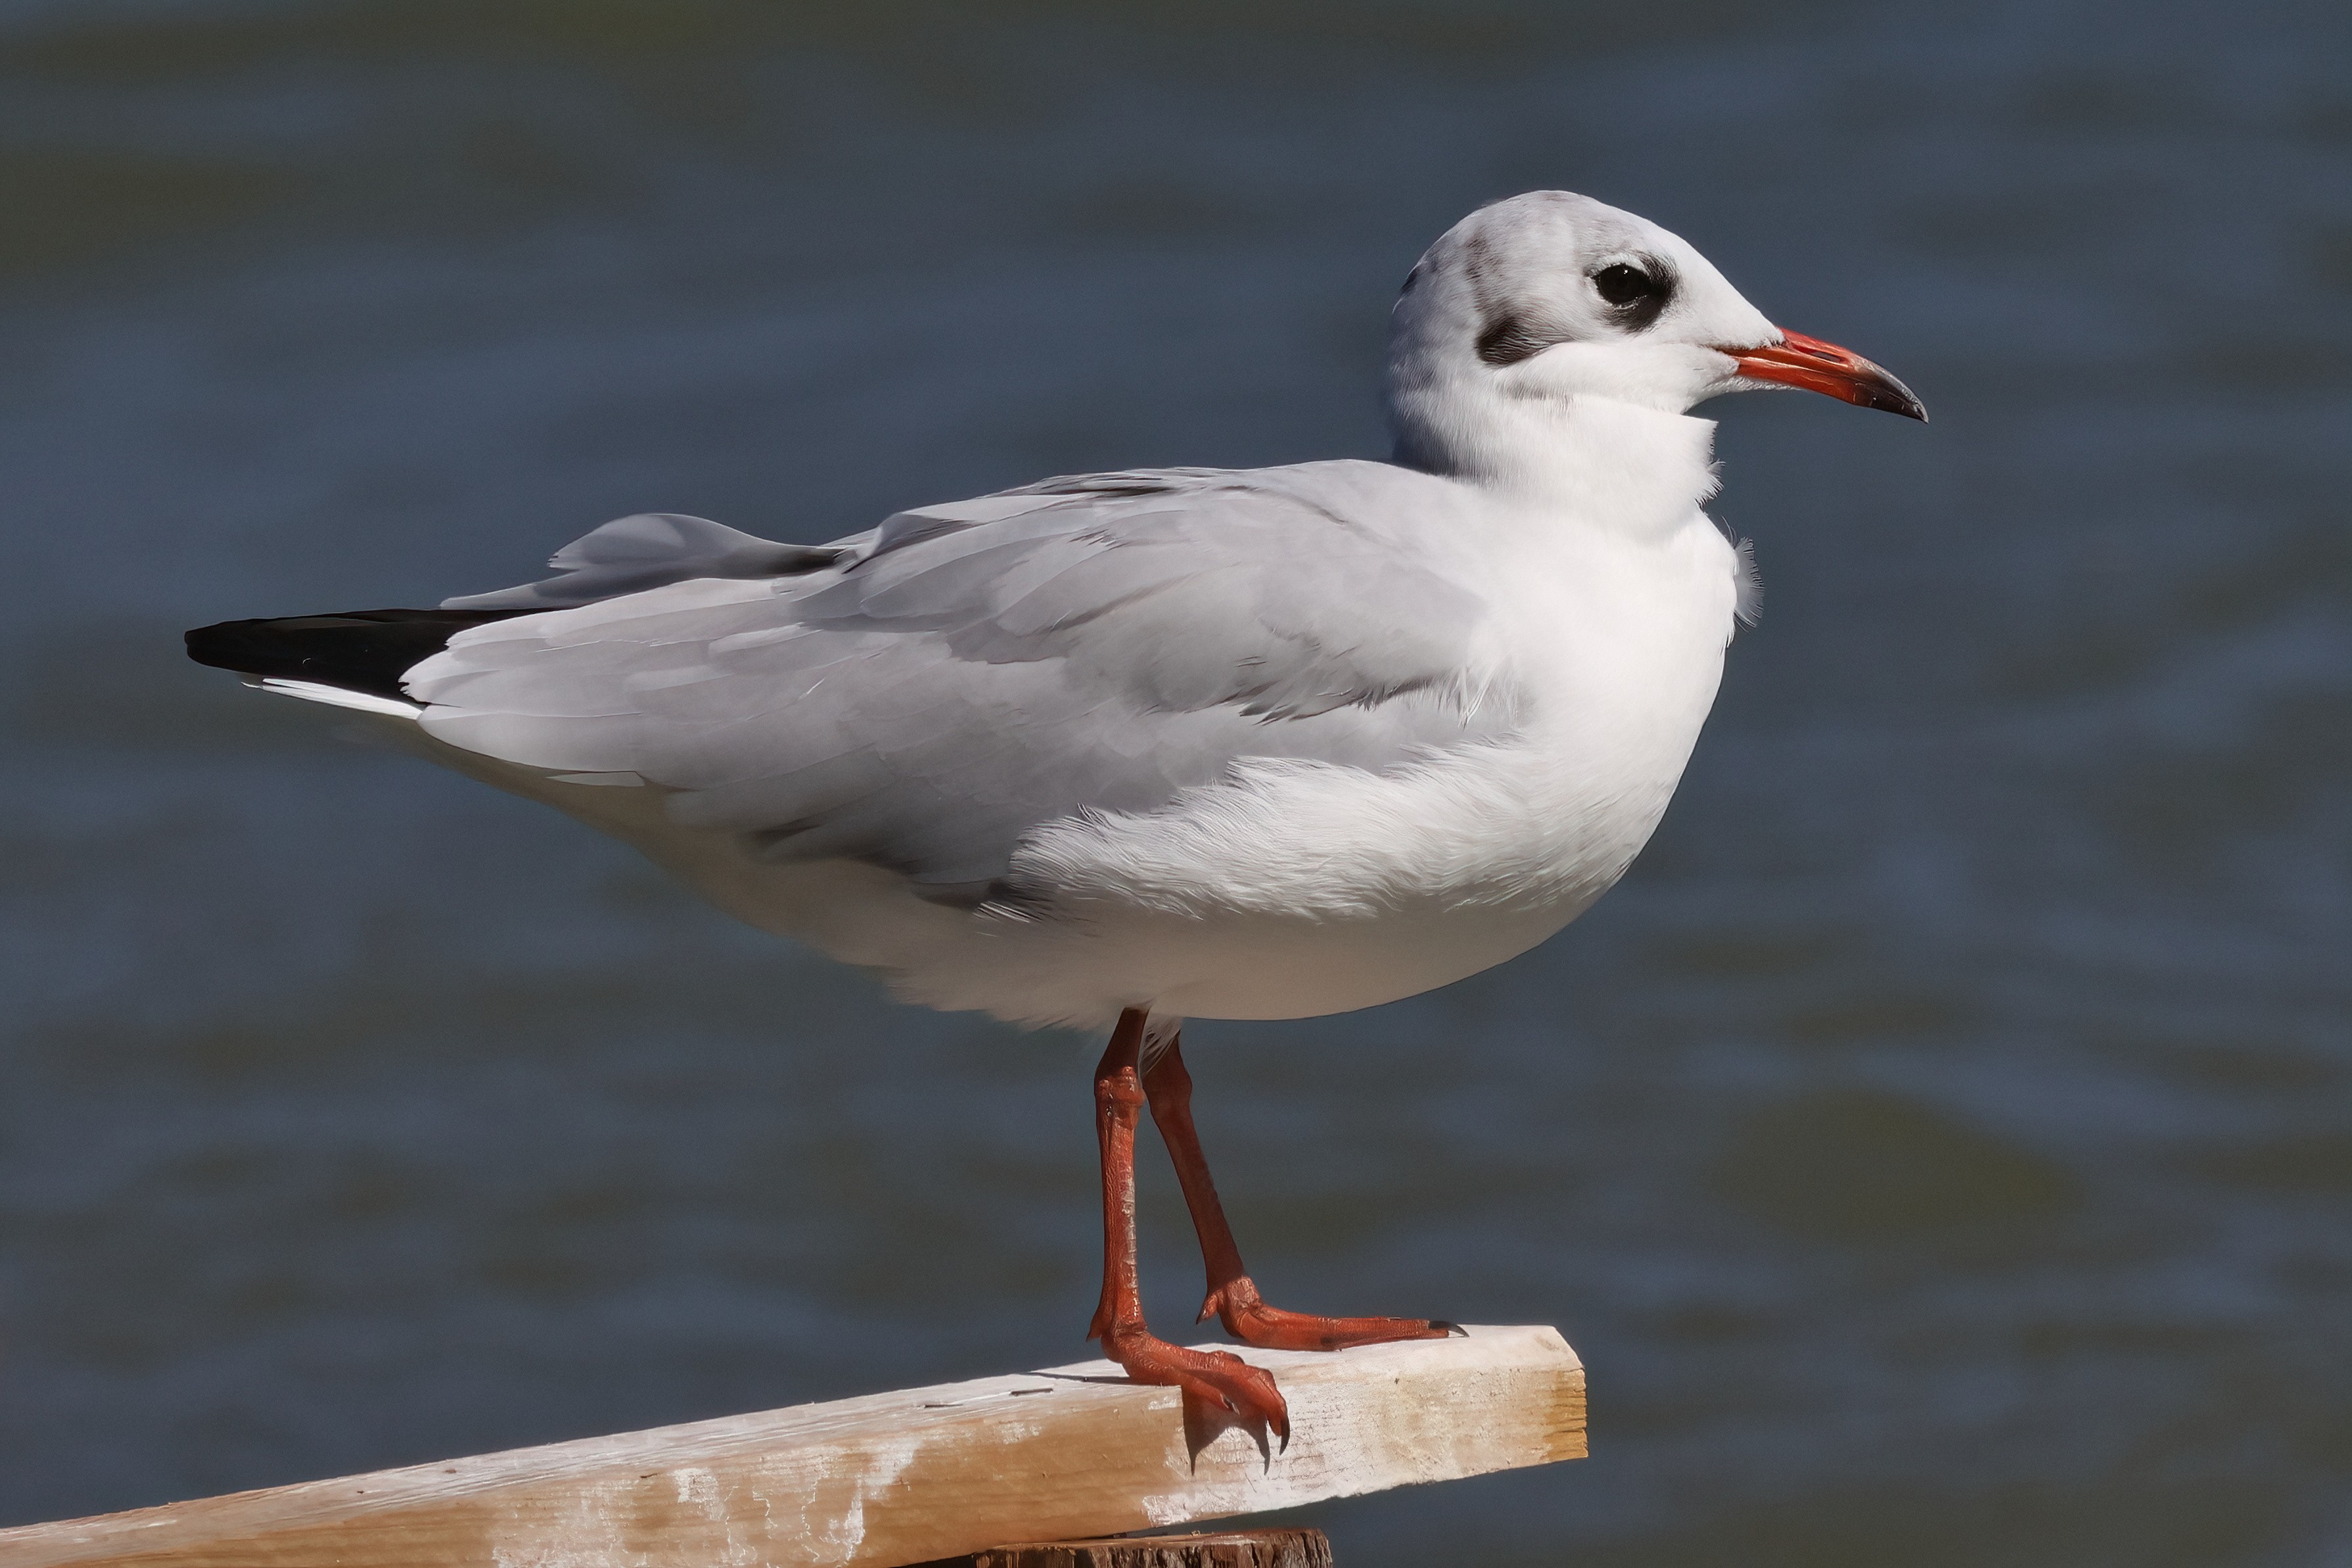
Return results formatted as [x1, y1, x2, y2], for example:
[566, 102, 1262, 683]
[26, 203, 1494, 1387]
[2, 2, 2347, 1561]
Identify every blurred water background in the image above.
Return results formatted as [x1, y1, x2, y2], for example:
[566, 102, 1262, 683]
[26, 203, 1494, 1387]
[1, 0, 2347, 1561]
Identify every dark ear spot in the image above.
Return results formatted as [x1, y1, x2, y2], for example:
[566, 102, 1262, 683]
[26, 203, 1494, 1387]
[1477, 310, 1570, 366]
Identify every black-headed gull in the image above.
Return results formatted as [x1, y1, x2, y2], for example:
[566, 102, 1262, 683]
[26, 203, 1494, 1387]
[189, 191, 1924, 1438]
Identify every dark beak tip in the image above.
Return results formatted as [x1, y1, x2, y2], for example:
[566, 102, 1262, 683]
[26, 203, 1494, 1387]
[1864, 372, 1929, 423]
[1735, 331, 1928, 426]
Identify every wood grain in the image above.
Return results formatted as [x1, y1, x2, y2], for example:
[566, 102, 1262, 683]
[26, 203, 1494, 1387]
[0, 1326, 1582, 1568]
[959, 1527, 1331, 1568]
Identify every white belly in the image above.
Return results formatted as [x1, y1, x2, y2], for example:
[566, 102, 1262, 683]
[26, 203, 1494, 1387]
[576, 742, 1682, 1028]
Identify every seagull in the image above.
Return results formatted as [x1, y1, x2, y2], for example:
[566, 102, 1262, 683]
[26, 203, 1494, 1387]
[187, 191, 1923, 1441]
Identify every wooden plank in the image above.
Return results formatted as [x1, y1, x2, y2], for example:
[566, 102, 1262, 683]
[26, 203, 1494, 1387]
[957, 1527, 1331, 1567]
[0, 1326, 1582, 1568]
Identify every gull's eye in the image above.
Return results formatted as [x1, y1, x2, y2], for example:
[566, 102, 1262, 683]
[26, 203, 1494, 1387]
[1590, 260, 1674, 331]
[1593, 264, 1659, 306]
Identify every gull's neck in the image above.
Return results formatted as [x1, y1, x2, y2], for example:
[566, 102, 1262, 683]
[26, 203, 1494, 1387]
[1389, 382, 1720, 539]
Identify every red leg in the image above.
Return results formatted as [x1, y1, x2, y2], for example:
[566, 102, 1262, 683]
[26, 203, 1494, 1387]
[1089, 1009, 1289, 1440]
[1143, 1032, 1460, 1352]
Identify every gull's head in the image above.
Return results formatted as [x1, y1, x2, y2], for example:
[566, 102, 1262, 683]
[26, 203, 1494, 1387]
[1387, 191, 1924, 478]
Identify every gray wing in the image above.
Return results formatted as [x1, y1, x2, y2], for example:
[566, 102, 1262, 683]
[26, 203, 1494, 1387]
[440, 511, 852, 611]
[407, 461, 1516, 904]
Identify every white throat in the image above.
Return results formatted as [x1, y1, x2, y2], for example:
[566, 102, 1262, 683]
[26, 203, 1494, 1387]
[1390, 376, 1721, 538]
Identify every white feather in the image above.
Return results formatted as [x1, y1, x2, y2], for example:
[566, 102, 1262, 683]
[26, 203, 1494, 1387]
[254, 678, 425, 720]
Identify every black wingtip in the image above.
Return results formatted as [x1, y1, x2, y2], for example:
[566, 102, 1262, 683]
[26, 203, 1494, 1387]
[185, 607, 529, 703]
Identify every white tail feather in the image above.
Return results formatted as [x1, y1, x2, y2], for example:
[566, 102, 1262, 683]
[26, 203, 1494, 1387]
[252, 677, 425, 720]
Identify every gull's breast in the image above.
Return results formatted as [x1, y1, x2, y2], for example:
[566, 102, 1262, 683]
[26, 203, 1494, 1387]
[894, 515, 1743, 1026]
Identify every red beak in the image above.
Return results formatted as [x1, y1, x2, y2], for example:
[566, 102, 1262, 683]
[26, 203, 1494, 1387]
[1731, 329, 1927, 422]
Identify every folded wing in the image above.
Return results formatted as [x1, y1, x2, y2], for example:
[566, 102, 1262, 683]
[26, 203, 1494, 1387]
[405, 461, 1517, 904]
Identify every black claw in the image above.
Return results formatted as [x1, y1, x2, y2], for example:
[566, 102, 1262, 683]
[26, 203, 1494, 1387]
[1435, 1320, 1468, 1337]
